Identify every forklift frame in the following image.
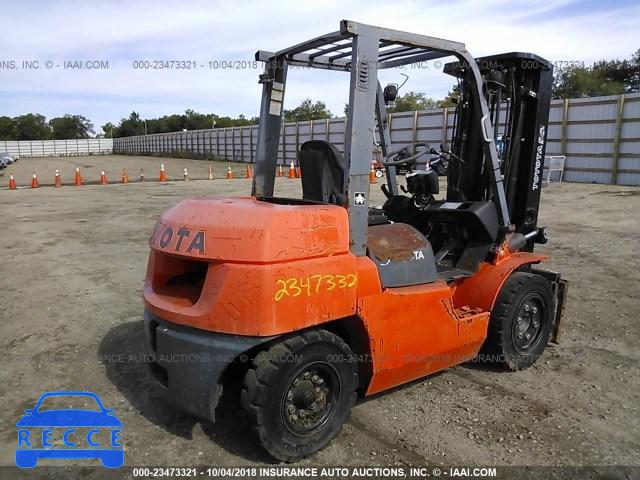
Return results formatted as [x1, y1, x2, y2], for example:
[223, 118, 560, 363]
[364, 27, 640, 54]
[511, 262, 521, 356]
[142, 21, 568, 462]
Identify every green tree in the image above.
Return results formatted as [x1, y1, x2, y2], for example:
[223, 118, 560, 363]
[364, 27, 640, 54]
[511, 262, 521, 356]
[552, 50, 639, 99]
[631, 49, 640, 92]
[102, 122, 117, 137]
[117, 111, 145, 137]
[438, 84, 462, 108]
[13, 113, 51, 140]
[343, 89, 452, 116]
[209, 114, 257, 128]
[49, 114, 94, 139]
[154, 114, 185, 133]
[284, 98, 332, 121]
[553, 66, 625, 99]
[592, 50, 640, 93]
[387, 91, 439, 113]
[184, 109, 215, 130]
[0, 116, 16, 140]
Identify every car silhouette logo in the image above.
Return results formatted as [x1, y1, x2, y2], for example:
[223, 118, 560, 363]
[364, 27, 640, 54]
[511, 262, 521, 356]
[16, 391, 123, 468]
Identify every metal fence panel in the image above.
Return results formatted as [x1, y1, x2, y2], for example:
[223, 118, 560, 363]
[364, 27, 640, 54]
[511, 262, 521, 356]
[1, 138, 113, 156]
[112, 93, 640, 186]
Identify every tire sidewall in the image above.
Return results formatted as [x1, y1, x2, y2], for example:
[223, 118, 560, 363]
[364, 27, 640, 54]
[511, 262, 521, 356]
[497, 275, 554, 369]
[261, 338, 356, 459]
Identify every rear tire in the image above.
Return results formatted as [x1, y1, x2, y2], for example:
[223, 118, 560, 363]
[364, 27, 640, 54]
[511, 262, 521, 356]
[241, 330, 357, 462]
[483, 272, 554, 371]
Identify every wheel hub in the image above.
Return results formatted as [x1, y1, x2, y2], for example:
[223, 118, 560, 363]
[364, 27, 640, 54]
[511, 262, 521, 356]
[514, 297, 544, 351]
[283, 364, 336, 435]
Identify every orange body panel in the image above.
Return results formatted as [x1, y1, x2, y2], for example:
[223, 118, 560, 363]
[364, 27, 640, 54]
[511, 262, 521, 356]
[354, 256, 489, 395]
[148, 197, 349, 263]
[453, 251, 548, 311]
[144, 197, 550, 395]
[144, 251, 358, 336]
[144, 197, 355, 336]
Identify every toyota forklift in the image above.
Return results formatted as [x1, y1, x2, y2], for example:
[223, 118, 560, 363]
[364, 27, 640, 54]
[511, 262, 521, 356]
[142, 20, 568, 461]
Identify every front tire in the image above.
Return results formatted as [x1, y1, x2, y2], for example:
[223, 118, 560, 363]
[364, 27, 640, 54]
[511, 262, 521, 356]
[483, 272, 554, 371]
[241, 330, 357, 462]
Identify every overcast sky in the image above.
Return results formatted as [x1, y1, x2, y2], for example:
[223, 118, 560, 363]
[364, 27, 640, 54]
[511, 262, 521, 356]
[1, 0, 638, 134]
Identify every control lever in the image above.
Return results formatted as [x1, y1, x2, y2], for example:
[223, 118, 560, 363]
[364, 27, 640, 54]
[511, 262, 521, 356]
[435, 145, 466, 165]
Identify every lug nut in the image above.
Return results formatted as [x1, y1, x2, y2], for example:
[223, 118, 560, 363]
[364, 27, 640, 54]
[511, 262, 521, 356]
[524, 305, 530, 312]
[517, 317, 523, 324]
[303, 372, 310, 380]
[288, 404, 296, 413]
[299, 410, 306, 418]
[518, 333, 523, 339]
[293, 379, 299, 387]
[312, 375, 319, 384]
[532, 307, 538, 313]
[287, 391, 293, 401]
[290, 414, 297, 421]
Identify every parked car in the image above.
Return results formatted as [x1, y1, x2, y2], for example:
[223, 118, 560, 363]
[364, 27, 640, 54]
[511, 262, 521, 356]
[0, 152, 18, 163]
[0, 158, 8, 169]
[0, 154, 15, 165]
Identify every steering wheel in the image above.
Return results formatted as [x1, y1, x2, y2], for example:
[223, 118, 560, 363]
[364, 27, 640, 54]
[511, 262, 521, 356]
[382, 142, 431, 167]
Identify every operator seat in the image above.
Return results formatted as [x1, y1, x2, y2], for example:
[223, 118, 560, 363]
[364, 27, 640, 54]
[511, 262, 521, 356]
[298, 140, 345, 205]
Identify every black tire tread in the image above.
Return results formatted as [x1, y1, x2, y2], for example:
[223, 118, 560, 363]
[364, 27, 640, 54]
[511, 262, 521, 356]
[483, 272, 553, 371]
[241, 329, 358, 462]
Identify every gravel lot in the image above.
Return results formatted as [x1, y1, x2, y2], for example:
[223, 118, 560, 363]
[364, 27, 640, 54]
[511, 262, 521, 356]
[1, 155, 638, 474]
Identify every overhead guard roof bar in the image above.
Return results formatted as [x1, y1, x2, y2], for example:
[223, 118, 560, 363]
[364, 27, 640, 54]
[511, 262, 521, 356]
[308, 41, 352, 59]
[255, 20, 468, 72]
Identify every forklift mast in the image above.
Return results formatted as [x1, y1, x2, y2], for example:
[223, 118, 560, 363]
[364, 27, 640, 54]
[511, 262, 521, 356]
[444, 54, 554, 243]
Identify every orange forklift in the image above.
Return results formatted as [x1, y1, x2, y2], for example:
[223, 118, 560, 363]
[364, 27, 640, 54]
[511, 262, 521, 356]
[143, 20, 568, 461]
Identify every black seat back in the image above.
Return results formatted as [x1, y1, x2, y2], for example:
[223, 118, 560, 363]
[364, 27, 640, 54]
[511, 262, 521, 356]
[299, 140, 345, 204]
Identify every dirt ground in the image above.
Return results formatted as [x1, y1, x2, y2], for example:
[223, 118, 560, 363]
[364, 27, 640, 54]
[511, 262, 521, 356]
[0, 155, 638, 474]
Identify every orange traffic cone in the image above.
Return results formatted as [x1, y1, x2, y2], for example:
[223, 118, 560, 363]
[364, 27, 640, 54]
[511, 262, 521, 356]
[208, 165, 213, 180]
[246, 165, 253, 179]
[100, 171, 107, 185]
[140, 169, 144, 182]
[54, 169, 62, 188]
[183, 167, 189, 181]
[289, 161, 296, 179]
[278, 165, 283, 177]
[121, 170, 129, 183]
[74, 167, 83, 186]
[159, 164, 167, 182]
[296, 166, 302, 178]
[370, 163, 377, 184]
[31, 173, 39, 188]
[226, 166, 234, 179]
[9, 174, 16, 190]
